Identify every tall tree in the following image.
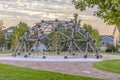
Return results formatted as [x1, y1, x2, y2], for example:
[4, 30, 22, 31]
[72, 0, 120, 26]
[73, 13, 81, 25]
[0, 20, 4, 30]
[0, 20, 5, 47]
[83, 24, 101, 47]
[10, 22, 29, 49]
[116, 35, 120, 48]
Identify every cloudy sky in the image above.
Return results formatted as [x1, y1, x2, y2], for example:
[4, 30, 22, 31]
[0, 0, 115, 35]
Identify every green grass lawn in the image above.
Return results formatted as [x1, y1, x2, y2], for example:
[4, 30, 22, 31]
[0, 51, 12, 54]
[93, 59, 120, 74]
[101, 51, 120, 55]
[0, 64, 103, 80]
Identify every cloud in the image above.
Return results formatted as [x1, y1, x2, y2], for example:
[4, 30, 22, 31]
[0, 0, 97, 22]
[0, 0, 75, 21]
[0, 0, 114, 36]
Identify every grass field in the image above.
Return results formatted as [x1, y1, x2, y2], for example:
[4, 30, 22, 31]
[101, 52, 120, 55]
[93, 59, 120, 74]
[0, 64, 103, 80]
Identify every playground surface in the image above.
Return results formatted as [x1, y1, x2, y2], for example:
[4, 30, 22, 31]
[0, 56, 101, 62]
[0, 54, 120, 80]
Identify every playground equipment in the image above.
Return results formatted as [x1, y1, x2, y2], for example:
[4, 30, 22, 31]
[12, 19, 101, 59]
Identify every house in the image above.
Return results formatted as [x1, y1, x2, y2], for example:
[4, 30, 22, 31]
[100, 35, 114, 46]
[100, 26, 120, 51]
[4, 26, 15, 51]
[113, 26, 120, 46]
[100, 35, 114, 51]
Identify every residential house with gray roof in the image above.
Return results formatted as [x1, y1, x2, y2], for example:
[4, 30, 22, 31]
[4, 26, 15, 51]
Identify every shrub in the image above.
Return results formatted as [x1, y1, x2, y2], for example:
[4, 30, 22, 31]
[105, 44, 116, 52]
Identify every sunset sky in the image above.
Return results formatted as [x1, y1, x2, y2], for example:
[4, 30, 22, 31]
[0, 0, 115, 35]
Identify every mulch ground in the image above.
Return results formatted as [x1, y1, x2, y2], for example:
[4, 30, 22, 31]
[0, 54, 120, 80]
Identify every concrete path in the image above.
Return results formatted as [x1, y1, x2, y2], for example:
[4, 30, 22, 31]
[0, 56, 101, 62]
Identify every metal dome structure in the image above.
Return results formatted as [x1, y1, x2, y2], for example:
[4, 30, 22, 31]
[12, 20, 101, 59]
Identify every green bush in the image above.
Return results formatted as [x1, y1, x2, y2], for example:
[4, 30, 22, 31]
[106, 44, 116, 52]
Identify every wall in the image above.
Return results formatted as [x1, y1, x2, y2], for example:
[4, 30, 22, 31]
[113, 27, 119, 46]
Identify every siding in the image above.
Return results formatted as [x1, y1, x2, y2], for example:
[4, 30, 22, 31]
[101, 37, 113, 47]
[113, 27, 119, 46]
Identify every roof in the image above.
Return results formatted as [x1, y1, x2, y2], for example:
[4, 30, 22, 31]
[112, 26, 120, 35]
[92, 24, 115, 36]
[4, 26, 15, 32]
[118, 27, 120, 32]
[100, 35, 114, 38]
[100, 35, 113, 39]
[5, 26, 15, 30]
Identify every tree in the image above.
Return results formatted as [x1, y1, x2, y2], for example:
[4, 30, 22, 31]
[72, 0, 120, 26]
[106, 43, 116, 52]
[73, 13, 81, 25]
[0, 30, 5, 47]
[83, 24, 101, 47]
[44, 23, 65, 51]
[10, 22, 29, 49]
[116, 35, 120, 49]
[0, 20, 5, 48]
[0, 20, 4, 30]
